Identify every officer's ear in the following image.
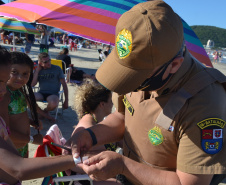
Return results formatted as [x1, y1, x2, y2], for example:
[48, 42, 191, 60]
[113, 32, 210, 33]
[169, 56, 184, 74]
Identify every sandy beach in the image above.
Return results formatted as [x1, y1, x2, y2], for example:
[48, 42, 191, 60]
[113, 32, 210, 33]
[2, 42, 226, 184]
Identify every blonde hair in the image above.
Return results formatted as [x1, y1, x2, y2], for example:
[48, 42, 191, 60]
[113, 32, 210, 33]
[74, 79, 111, 120]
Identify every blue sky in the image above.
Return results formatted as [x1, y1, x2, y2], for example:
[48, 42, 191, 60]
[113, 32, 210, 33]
[164, 0, 226, 29]
[2, 0, 226, 29]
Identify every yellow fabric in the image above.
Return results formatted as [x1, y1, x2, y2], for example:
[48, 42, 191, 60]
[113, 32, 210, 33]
[51, 59, 63, 70]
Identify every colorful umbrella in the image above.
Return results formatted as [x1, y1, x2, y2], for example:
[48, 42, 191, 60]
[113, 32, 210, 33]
[182, 19, 212, 67]
[0, 17, 40, 50]
[0, 0, 146, 45]
[0, 17, 39, 34]
[0, 0, 211, 67]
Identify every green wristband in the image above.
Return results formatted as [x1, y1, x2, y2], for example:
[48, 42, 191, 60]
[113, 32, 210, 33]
[86, 128, 97, 146]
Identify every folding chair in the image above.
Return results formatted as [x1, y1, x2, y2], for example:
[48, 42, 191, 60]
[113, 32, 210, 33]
[51, 59, 66, 75]
[42, 124, 93, 185]
[32, 59, 66, 120]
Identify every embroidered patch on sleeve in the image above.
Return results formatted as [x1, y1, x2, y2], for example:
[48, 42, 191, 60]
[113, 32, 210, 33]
[122, 95, 134, 116]
[197, 118, 226, 154]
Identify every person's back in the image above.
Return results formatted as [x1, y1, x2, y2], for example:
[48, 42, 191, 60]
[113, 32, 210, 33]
[56, 48, 71, 69]
[28, 34, 35, 43]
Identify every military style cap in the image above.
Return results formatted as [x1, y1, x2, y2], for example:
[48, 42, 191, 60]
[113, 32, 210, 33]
[96, 0, 184, 94]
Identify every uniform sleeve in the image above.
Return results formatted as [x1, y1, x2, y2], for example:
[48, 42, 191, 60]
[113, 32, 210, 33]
[177, 83, 226, 174]
[112, 92, 125, 115]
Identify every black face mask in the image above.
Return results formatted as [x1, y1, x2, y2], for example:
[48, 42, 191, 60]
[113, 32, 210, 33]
[134, 60, 172, 92]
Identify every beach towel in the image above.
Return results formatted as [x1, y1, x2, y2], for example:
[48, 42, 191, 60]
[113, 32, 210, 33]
[34, 124, 66, 157]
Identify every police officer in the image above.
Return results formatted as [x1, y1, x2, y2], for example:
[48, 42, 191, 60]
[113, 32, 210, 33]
[67, 1, 226, 184]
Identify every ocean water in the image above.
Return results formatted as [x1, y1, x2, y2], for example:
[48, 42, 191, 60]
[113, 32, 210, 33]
[206, 51, 226, 64]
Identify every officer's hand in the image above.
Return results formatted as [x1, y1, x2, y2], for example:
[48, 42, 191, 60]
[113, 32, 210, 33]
[82, 151, 124, 181]
[33, 134, 43, 145]
[65, 129, 93, 158]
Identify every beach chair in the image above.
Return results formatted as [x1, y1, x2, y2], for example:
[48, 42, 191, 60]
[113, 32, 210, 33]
[39, 124, 93, 185]
[51, 59, 67, 75]
[33, 59, 66, 120]
[50, 59, 67, 119]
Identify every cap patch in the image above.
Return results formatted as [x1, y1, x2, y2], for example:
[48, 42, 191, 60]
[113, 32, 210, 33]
[197, 118, 225, 154]
[116, 28, 132, 59]
[148, 126, 164, 146]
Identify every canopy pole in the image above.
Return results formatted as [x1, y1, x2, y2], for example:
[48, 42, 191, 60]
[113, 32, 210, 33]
[13, 32, 15, 51]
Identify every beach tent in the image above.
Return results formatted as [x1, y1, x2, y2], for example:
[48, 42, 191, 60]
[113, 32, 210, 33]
[0, 0, 212, 66]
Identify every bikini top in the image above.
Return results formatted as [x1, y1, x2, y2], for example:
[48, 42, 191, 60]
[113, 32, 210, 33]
[7, 87, 27, 115]
[0, 116, 10, 140]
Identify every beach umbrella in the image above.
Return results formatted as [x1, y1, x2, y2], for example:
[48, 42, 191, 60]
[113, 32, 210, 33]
[182, 19, 212, 67]
[0, 17, 40, 50]
[67, 33, 78, 37]
[0, 0, 211, 66]
[0, 0, 146, 45]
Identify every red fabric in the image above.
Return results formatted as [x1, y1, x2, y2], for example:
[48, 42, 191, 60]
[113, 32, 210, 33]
[34, 135, 62, 157]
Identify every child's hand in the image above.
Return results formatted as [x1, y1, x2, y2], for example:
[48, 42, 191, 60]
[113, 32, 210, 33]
[33, 133, 43, 145]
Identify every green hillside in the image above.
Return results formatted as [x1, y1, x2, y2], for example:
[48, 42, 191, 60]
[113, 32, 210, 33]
[191, 26, 226, 48]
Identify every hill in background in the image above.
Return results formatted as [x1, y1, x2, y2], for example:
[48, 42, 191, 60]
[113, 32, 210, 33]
[191, 26, 226, 48]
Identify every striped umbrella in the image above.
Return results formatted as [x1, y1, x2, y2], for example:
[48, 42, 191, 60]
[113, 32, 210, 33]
[0, 0, 146, 45]
[182, 19, 212, 67]
[0, 0, 211, 66]
[0, 17, 39, 34]
[0, 17, 40, 50]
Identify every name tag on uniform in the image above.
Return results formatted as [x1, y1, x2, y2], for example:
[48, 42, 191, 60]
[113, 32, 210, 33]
[123, 95, 134, 116]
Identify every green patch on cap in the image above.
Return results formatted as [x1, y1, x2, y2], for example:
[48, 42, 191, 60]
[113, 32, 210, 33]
[116, 28, 132, 59]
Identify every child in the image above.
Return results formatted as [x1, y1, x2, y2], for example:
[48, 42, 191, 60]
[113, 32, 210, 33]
[98, 49, 105, 62]
[0, 46, 76, 185]
[7, 51, 52, 157]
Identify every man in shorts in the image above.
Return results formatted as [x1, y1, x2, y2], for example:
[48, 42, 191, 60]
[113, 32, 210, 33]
[31, 52, 68, 119]
[25, 33, 35, 54]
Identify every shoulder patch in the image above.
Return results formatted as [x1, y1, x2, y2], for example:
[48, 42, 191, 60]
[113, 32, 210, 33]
[123, 95, 134, 116]
[197, 118, 225, 154]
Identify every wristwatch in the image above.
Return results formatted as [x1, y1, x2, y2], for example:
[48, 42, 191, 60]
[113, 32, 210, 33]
[29, 135, 34, 144]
